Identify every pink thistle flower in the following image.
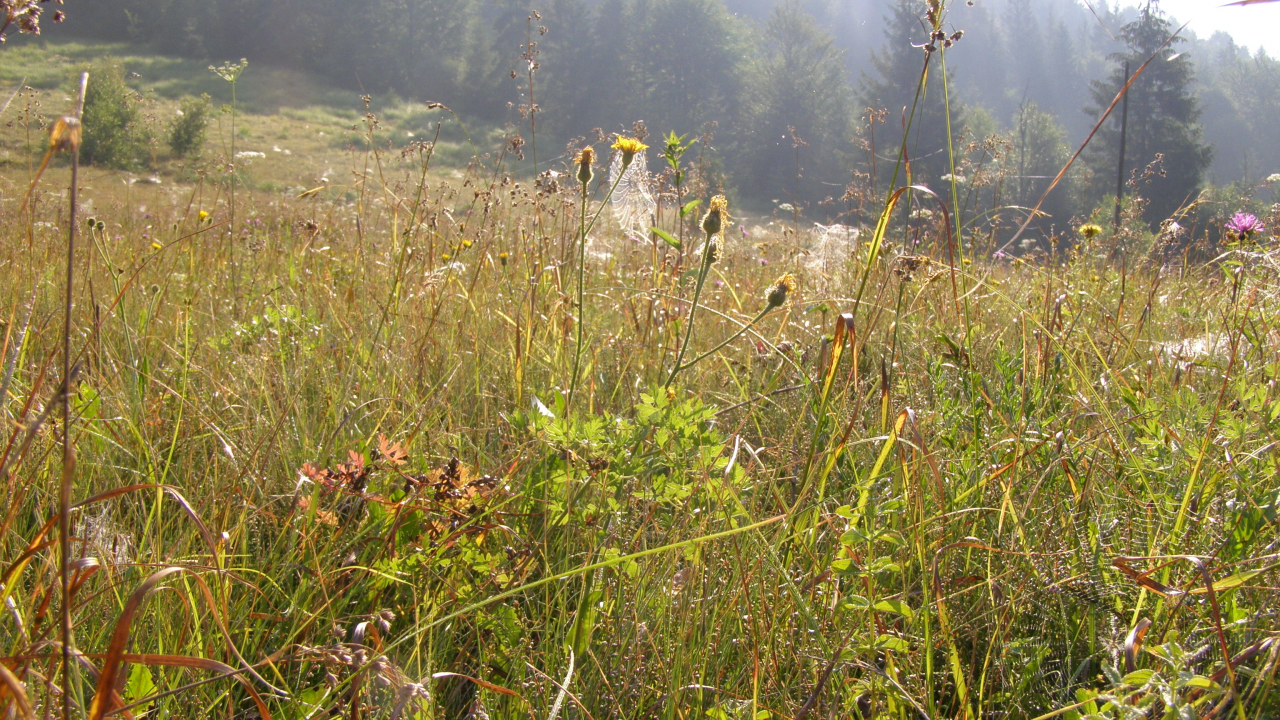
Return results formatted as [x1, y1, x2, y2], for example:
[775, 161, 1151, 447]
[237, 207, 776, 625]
[1226, 212, 1264, 238]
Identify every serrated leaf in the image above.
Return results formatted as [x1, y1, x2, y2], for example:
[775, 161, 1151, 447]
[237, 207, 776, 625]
[649, 227, 681, 250]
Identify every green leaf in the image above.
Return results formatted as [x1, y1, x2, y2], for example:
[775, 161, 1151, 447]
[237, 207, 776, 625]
[873, 634, 910, 652]
[873, 599, 914, 620]
[840, 594, 870, 610]
[680, 199, 703, 218]
[124, 664, 156, 715]
[1121, 669, 1154, 686]
[1205, 568, 1262, 592]
[1184, 676, 1220, 690]
[650, 227, 681, 250]
[830, 557, 855, 574]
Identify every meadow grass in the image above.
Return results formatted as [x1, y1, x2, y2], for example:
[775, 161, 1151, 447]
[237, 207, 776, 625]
[1, 33, 1279, 720]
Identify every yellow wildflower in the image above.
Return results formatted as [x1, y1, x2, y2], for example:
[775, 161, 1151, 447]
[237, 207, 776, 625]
[1079, 223, 1103, 240]
[611, 136, 648, 168]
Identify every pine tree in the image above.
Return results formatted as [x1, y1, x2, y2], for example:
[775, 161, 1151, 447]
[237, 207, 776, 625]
[630, 0, 747, 141]
[539, 0, 603, 140]
[1083, 1, 1211, 226]
[858, 0, 962, 187]
[741, 0, 854, 207]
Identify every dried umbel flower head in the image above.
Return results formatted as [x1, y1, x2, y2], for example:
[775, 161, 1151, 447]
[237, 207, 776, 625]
[765, 274, 796, 309]
[0, 0, 63, 42]
[702, 194, 729, 237]
[893, 254, 932, 281]
[1078, 223, 1103, 240]
[611, 135, 648, 169]
[575, 145, 595, 185]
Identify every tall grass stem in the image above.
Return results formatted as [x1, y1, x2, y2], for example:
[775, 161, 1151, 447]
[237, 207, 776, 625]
[60, 70, 89, 720]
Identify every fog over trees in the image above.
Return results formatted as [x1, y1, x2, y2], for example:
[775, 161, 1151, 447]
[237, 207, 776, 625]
[53, 0, 1280, 224]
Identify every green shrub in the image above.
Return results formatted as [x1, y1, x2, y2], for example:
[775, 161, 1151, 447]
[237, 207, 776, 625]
[80, 59, 150, 169]
[168, 94, 211, 158]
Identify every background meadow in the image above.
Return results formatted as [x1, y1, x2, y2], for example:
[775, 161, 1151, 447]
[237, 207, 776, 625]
[1, 0, 1279, 718]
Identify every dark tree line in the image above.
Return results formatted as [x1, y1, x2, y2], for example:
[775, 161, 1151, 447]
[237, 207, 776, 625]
[58, 0, 1258, 228]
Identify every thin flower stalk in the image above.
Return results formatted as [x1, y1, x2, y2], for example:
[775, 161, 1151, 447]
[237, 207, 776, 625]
[665, 196, 728, 388]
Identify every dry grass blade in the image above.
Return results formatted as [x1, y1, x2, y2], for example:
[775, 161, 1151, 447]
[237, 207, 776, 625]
[1124, 617, 1152, 673]
[2, 484, 216, 608]
[86, 567, 186, 720]
[103, 654, 273, 720]
[429, 672, 524, 700]
[0, 661, 36, 720]
[83, 565, 287, 718]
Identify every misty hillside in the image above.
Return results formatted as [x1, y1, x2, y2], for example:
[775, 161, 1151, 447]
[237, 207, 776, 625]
[24, 0, 1280, 218]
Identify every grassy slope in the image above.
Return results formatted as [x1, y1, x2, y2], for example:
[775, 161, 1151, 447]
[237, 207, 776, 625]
[0, 40, 1277, 720]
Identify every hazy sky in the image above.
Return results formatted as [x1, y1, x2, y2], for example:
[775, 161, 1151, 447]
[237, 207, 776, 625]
[1155, 0, 1280, 56]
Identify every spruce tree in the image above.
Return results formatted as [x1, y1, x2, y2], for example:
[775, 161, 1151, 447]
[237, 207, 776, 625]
[741, 0, 854, 207]
[631, 0, 747, 140]
[1083, 1, 1211, 226]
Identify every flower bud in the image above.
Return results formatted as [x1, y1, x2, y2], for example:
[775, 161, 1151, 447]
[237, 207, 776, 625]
[575, 146, 595, 185]
[766, 274, 796, 309]
[702, 194, 728, 237]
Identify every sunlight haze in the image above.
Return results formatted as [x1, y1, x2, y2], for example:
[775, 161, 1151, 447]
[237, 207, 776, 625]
[1157, 0, 1280, 55]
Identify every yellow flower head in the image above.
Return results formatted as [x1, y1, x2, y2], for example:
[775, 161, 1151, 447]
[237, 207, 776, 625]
[766, 273, 796, 309]
[1079, 223, 1103, 240]
[461, 239, 474, 249]
[575, 145, 596, 185]
[611, 136, 648, 168]
[198, 210, 210, 221]
[702, 194, 729, 237]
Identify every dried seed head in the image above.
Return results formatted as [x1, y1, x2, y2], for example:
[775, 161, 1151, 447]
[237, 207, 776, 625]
[765, 274, 796, 309]
[702, 194, 729, 238]
[575, 145, 595, 185]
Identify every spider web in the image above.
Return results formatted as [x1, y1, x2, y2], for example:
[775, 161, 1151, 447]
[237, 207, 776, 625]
[608, 150, 655, 242]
